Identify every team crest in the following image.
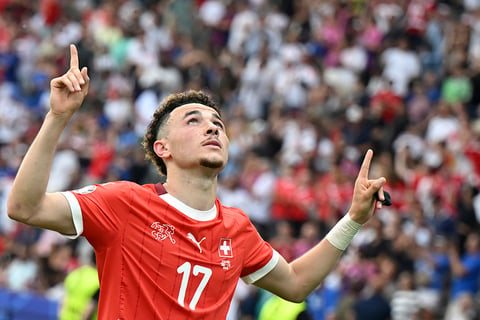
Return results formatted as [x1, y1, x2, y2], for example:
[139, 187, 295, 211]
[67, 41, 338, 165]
[221, 260, 231, 270]
[219, 238, 233, 258]
[151, 222, 176, 244]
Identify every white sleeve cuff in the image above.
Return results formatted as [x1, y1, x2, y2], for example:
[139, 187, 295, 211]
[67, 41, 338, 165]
[60, 191, 84, 239]
[242, 250, 280, 284]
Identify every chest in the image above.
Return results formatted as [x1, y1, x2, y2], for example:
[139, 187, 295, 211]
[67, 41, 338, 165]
[120, 201, 244, 283]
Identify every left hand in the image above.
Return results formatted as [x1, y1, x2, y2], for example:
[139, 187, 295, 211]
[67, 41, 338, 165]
[348, 149, 387, 224]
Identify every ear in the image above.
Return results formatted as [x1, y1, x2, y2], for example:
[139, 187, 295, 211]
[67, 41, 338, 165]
[153, 139, 170, 159]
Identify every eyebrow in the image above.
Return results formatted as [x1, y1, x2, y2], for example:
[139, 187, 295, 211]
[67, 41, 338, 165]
[183, 110, 223, 122]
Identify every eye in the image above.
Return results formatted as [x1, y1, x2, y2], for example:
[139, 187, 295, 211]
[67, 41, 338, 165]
[187, 118, 198, 125]
[214, 121, 224, 129]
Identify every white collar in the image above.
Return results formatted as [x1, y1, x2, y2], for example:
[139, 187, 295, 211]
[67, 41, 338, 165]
[159, 193, 217, 221]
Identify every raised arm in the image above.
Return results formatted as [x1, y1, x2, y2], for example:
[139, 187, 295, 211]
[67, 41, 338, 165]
[7, 44, 89, 235]
[254, 149, 386, 302]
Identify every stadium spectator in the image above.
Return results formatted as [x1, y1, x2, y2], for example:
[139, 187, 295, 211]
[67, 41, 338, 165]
[390, 271, 420, 320]
[445, 232, 480, 315]
[59, 249, 99, 320]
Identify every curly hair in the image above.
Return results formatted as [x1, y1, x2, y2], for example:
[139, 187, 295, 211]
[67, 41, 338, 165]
[142, 90, 220, 176]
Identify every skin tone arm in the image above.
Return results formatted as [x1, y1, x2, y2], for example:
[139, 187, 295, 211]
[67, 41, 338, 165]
[448, 243, 467, 277]
[7, 45, 89, 235]
[254, 149, 387, 302]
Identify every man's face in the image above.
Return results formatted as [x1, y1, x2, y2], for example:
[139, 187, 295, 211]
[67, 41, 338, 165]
[155, 103, 229, 173]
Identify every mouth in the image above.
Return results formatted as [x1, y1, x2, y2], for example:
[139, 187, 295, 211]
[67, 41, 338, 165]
[202, 139, 222, 149]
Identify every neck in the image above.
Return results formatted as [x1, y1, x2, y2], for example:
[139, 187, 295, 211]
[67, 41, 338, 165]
[162, 168, 218, 211]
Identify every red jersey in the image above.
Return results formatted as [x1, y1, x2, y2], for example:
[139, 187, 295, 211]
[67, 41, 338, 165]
[62, 181, 278, 319]
[405, 0, 435, 35]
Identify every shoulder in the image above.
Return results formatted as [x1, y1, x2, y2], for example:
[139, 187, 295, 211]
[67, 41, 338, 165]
[72, 181, 157, 199]
[218, 200, 248, 217]
[217, 200, 254, 226]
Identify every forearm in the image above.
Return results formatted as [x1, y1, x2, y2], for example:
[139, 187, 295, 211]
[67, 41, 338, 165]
[255, 239, 343, 303]
[287, 214, 361, 300]
[289, 239, 343, 300]
[256, 214, 361, 302]
[7, 111, 71, 220]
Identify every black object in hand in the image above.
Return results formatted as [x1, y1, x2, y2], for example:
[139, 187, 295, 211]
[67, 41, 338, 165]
[375, 191, 392, 206]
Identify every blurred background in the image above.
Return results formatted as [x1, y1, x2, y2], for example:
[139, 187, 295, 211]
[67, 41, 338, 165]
[0, 0, 479, 319]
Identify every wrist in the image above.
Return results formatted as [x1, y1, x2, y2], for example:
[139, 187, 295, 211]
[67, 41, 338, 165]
[347, 210, 368, 225]
[45, 110, 73, 126]
[325, 213, 363, 251]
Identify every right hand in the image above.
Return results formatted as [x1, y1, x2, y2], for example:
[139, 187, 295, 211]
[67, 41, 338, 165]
[49, 44, 89, 117]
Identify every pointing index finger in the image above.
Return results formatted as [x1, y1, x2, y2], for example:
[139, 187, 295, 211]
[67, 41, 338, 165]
[70, 44, 79, 69]
[358, 149, 373, 180]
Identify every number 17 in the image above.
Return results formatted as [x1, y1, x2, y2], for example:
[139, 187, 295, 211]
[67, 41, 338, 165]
[177, 262, 212, 310]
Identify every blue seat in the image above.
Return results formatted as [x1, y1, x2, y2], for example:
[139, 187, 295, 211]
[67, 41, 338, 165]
[0, 288, 59, 320]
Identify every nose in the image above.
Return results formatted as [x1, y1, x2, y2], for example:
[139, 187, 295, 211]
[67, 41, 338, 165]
[206, 123, 219, 136]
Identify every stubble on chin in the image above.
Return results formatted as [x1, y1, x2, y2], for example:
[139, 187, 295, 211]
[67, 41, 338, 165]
[199, 158, 224, 169]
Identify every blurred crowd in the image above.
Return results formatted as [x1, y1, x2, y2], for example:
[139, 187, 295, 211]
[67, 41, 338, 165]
[0, 0, 480, 319]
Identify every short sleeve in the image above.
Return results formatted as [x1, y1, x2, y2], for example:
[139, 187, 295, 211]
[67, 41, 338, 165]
[239, 219, 279, 284]
[62, 181, 135, 248]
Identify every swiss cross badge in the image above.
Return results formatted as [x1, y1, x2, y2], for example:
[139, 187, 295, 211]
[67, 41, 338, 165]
[218, 238, 233, 258]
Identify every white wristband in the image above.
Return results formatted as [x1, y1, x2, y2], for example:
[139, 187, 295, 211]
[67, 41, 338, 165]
[325, 213, 362, 251]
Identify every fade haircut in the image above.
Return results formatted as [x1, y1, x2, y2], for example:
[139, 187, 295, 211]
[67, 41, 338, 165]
[142, 90, 220, 176]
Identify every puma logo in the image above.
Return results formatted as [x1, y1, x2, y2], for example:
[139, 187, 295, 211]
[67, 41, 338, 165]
[187, 233, 206, 253]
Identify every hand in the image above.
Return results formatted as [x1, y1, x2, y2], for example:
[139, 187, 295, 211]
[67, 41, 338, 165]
[348, 149, 387, 224]
[49, 44, 89, 117]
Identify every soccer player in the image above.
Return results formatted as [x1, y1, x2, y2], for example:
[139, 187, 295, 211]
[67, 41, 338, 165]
[7, 45, 387, 319]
